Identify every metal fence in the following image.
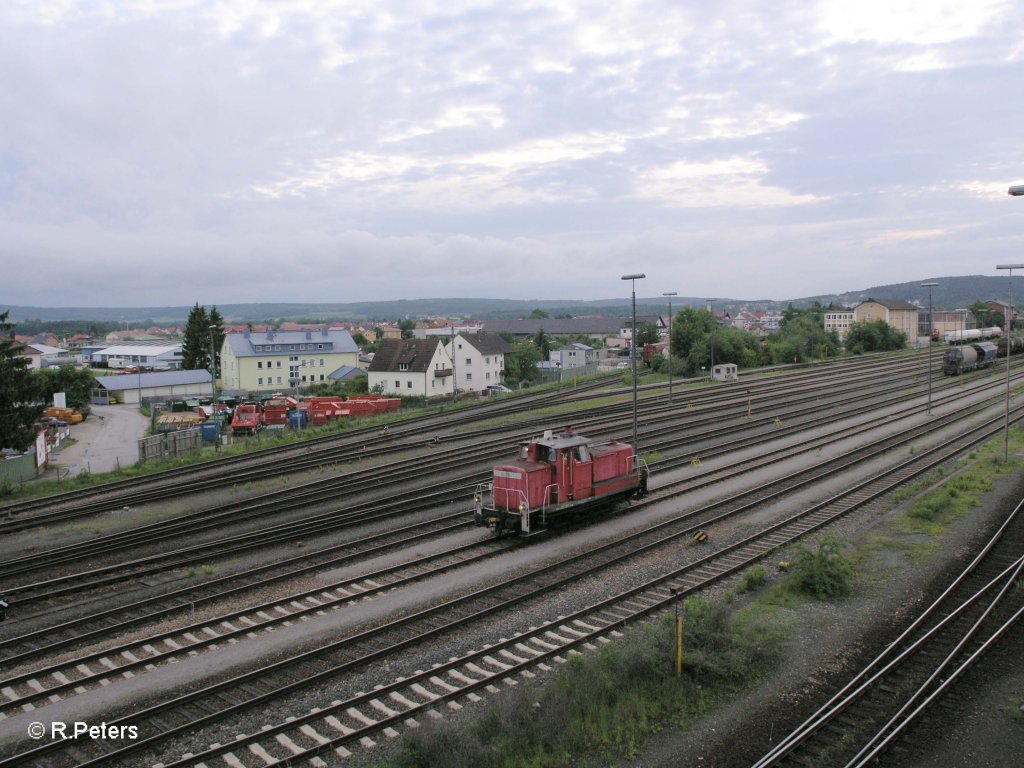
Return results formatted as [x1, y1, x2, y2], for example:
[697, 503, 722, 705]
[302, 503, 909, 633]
[0, 452, 38, 487]
[137, 427, 203, 464]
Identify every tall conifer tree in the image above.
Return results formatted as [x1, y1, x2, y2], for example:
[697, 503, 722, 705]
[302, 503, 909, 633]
[181, 303, 210, 370]
[0, 311, 45, 451]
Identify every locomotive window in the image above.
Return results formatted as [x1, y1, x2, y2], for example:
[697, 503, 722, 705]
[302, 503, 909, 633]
[574, 446, 590, 462]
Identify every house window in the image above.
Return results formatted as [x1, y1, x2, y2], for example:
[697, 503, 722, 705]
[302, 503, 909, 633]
[289, 345, 295, 351]
[407, 381, 413, 388]
[258, 377, 263, 385]
[319, 375, 325, 381]
[466, 373, 473, 381]
[276, 361, 282, 368]
[465, 358, 471, 366]
[399, 363, 409, 371]
[275, 345, 281, 351]
[318, 344, 323, 349]
[319, 359, 325, 366]
[486, 372, 491, 380]
[395, 380, 400, 388]
[277, 376, 282, 384]
[257, 361, 263, 369]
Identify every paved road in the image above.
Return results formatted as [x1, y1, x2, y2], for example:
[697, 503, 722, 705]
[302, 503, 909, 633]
[47, 405, 150, 477]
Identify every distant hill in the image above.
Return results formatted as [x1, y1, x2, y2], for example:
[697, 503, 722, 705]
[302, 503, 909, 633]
[3, 276, 1021, 324]
[803, 275, 1023, 311]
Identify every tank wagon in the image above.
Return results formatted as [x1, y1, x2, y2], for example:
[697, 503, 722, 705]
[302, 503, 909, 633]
[944, 327, 1002, 344]
[474, 428, 648, 535]
[995, 336, 1024, 357]
[942, 341, 998, 375]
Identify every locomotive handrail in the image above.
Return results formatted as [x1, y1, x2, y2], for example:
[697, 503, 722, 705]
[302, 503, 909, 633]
[537, 483, 561, 533]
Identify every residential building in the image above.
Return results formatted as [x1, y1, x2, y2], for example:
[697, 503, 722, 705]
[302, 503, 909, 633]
[443, 332, 513, 392]
[853, 299, 919, 342]
[733, 310, 783, 335]
[220, 328, 359, 394]
[550, 343, 597, 370]
[367, 338, 454, 397]
[18, 343, 70, 370]
[824, 309, 856, 340]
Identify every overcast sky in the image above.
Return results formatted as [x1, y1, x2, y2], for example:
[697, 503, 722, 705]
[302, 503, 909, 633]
[2, 0, 1024, 309]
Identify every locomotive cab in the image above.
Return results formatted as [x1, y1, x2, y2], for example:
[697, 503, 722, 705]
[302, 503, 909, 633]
[475, 428, 647, 535]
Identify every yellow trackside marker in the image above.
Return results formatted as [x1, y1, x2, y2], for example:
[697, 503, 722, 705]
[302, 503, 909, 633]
[676, 617, 684, 677]
[691, 457, 701, 466]
[692, 530, 708, 543]
[774, 417, 782, 426]
[777, 561, 790, 571]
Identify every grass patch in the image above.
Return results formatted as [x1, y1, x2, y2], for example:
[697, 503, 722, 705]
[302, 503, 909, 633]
[736, 565, 769, 594]
[374, 598, 783, 768]
[1007, 697, 1024, 721]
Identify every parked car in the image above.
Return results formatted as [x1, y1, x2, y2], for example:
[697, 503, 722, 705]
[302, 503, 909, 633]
[485, 384, 512, 394]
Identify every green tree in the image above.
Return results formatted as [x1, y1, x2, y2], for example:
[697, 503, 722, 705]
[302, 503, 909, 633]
[0, 311, 45, 451]
[32, 365, 96, 410]
[634, 322, 660, 347]
[506, 340, 542, 385]
[845, 319, 908, 354]
[398, 319, 416, 339]
[351, 332, 369, 348]
[766, 304, 840, 364]
[529, 308, 549, 319]
[670, 308, 716, 362]
[967, 300, 1001, 329]
[181, 303, 211, 370]
[533, 328, 551, 359]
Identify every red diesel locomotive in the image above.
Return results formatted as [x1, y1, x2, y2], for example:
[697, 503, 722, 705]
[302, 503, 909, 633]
[474, 428, 648, 535]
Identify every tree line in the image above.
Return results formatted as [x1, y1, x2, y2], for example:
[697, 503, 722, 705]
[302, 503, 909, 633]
[498, 304, 908, 386]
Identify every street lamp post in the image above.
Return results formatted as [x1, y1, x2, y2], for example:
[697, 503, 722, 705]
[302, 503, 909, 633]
[663, 292, 677, 399]
[622, 273, 646, 457]
[706, 299, 718, 380]
[209, 324, 219, 424]
[921, 282, 938, 415]
[996, 264, 1024, 462]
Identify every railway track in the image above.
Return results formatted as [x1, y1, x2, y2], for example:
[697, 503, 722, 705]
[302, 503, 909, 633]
[2, 354, 999, 622]
[0, 375, 626, 528]
[0, 351, 948, 532]
[0, 351, 967, 576]
[2, 388, 1020, 766]
[1, 381, 999, 708]
[752, 495, 1024, 768]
